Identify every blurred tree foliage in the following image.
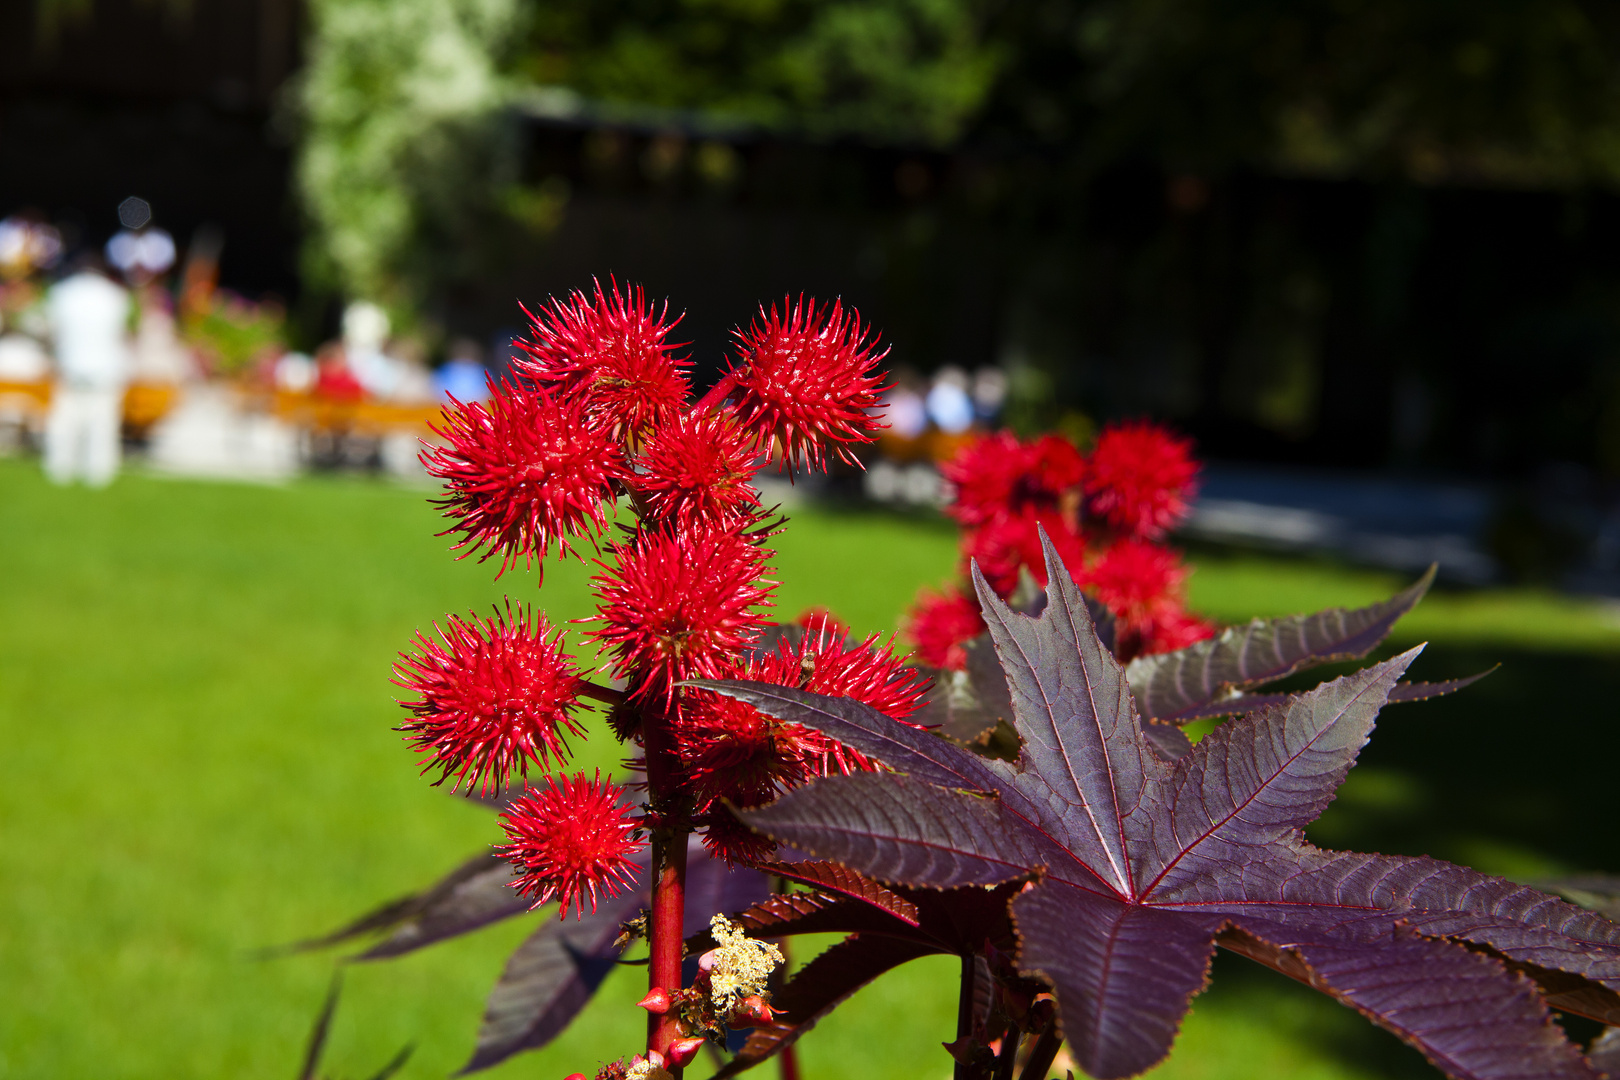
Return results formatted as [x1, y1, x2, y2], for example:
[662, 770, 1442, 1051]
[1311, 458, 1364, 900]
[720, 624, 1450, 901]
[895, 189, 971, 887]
[518, 0, 1001, 146]
[289, 0, 520, 316]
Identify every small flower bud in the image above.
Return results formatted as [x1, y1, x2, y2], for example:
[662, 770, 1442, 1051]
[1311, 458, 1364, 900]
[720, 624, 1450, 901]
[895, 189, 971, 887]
[636, 987, 672, 1014]
[668, 1037, 706, 1068]
[731, 995, 778, 1027]
[565, 1073, 587, 1080]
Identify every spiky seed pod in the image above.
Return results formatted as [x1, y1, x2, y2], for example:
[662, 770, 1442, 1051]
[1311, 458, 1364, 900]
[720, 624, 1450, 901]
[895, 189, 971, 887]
[943, 431, 1085, 529]
[1082, 538, 1185, 627]
[961, 508, 1087, 597]
[1083, 420, 1200, 539]
[724, 297, 887, 472]
[904, 587, 987, 671]
[425, 381, 625, 574]
[394, 606, 587, 794]
[1082, 538, 1212, 659]
[680, 632, 927, 861]
[514, 279, 691, 442]
[498, 771, 643, 919]
[1138, 607, 1216, 656]
[589, 520, 777, 704]
[633, 408, 760, 528]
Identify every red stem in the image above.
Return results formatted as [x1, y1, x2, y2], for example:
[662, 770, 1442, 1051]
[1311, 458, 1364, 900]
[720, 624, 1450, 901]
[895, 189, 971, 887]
[692, 372, 738, 413]
[641, 705, 690, 1074]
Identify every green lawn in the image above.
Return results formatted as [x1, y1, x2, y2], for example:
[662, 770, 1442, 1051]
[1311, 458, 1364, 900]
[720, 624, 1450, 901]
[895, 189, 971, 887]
[2, 460, 1617, 1080]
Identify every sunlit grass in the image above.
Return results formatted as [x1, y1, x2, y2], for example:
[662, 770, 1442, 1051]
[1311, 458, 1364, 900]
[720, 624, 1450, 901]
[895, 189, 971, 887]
[0, 460, 1610, 1079]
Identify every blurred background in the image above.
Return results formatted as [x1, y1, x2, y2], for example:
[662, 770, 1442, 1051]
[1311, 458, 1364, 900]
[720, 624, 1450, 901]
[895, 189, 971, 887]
[7, 1, 1620, 1079]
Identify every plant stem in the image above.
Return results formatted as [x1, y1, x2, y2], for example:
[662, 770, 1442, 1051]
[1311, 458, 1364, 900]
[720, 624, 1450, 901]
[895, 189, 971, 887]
[574, 679, 627, 706]
[692, 372, 738, 413]
[647, 824, 688, 1070]
[954, 954, 977, 1080]
[642, 706, 689, 1074]
[992, 1029, 1021, 1080]
[1016, 1027, 1062, 1080]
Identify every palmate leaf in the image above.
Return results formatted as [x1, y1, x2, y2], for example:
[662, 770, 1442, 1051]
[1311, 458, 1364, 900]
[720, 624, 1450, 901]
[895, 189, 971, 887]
[700, 537, 1620, 1080]
[913, 565, 1481, 762]
[1124, 564, 1436, 723]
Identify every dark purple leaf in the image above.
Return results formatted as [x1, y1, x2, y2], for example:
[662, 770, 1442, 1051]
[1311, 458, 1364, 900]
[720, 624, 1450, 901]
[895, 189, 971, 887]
[1540, 875, 1620, 922]
[1158, 669, 1497, 726]
[911, 632, 1020, 744]
[714, 539, 1620, 1080]
[459, 885, 643, 1074]
[755, 860, 921, 926]
[359, 857, 528, 961]
[712, 934, 940, 1079]
[1125, 565, 1436, 723]
[275, 854, 524, 958]
[1589, 1027, 1620, 1074]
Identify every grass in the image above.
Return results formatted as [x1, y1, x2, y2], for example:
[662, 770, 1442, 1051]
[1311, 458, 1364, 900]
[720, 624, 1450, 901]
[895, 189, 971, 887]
[2, 460, 1617, 1080]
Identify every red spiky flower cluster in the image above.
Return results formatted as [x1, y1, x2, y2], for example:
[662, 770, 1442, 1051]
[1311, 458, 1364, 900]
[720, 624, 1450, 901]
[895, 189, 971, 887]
[910, 419, 1214, 665]
[724, 297, 888, 471]
[499, 771, 641, 919]
[905, 587, 987, 670]
[405, 280, 918, 1066]
[1083, 420, 1200, 538]
[394, 605, 587, 794]
[515, 279, 691, 441]
[589, 522, 779, 704]
[424, 382, 625, 574]
[632, 409, 761, 528]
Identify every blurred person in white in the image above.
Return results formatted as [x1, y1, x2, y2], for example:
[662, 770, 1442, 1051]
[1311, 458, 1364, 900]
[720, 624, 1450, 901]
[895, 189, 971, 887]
[44, 253, 132, 486]
[343, 300, 399, 397]
[104, 197, 176, 287]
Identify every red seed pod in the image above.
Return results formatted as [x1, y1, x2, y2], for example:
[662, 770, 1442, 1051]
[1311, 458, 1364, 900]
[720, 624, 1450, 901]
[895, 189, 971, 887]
[514, 279, 691, 442]
[667, 1037, 706, 1068]
[636, 987, 672, 1014]
[1083, 419, 1200, 539]
[565, 1073, 588, 1080]
[497, 771, 644, 918]
[394, 605, 586, 795]
[724, 296, 888, 473]
[731, 995, 779, 1027]
[425, 380, 626, 575]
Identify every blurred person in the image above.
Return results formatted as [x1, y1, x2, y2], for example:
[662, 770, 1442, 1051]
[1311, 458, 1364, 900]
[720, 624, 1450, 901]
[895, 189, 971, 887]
[129, 283, 193, 384]
[384, 334, 435, 402]
[434, 337, 489, 402]
[926, 365, 975, 434]
[274, 351, 317, 393]
[44, 253, 132, 486]
[342, 300, 398, 397]
[105, 197, 176, 287]
[313, 341, 363, 401]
